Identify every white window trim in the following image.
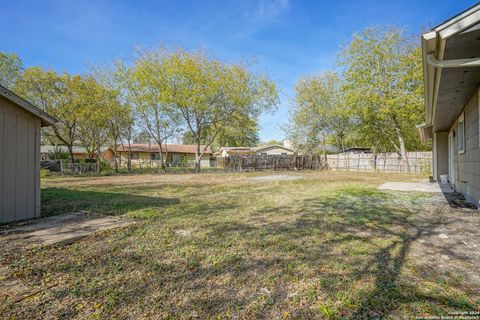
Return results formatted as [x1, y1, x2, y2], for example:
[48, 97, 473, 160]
[458, 112, 465, 154]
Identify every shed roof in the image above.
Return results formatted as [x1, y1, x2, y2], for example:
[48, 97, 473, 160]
[254, 144, 295, 153]
[41, 145, 113, 155]
[0, 84, 57, 127]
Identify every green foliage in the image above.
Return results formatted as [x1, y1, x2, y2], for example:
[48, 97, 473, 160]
[0, 52, 23, 89]
[260, 139, 283, 146]
[287, 72, 351, 155]
[3, 48, 275, 174]
[15, 67, 81, 162]
[339, 26, 428, 153]
[46, 147, 70, 160]
[287, 26, 429, 161]
[131, 47, 279, 171]
[74, 75, 119, 163]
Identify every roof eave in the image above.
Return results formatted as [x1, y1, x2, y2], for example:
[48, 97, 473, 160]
[0, 85, 58, 127]
[421, 4, 480, 132]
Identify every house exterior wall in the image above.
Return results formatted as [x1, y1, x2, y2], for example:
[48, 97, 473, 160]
[72, 153, 90, 160]
[102, 149, 115, 161]
[255, 147, 295, 156]
[0, 96, 41, 223]
[451, 89, 480, 205]
[117, 151, 210, 166]
[433, 131, 449, 181]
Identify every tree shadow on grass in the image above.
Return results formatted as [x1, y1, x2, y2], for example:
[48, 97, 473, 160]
[298, 188, 477, 318]
[197, 187, 477, 318]
[41, 187, 180, 217]
[15, 186, 477, 319]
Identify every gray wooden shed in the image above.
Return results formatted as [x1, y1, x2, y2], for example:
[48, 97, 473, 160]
[0, 85, 57, 223]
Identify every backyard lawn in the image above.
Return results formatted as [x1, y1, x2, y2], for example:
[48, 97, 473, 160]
[1, 171, 479, 319]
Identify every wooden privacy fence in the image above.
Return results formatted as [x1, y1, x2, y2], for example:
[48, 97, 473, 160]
[219, 155, 326, 172]
[326, 152, 432, 174]
[41, 160, 99, 175]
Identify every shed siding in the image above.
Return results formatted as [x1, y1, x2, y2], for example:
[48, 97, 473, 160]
[0, 112, 3, 221]
[452, 89, 480, 205]
[0, 96, 41, 223]
[256, 147, 295, 156]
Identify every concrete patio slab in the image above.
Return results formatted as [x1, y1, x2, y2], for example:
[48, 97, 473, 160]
[0, 212, 134, 250]
[378, 181, 454, 193]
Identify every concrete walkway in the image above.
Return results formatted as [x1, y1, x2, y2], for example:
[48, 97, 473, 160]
[378, 181, 453, 193]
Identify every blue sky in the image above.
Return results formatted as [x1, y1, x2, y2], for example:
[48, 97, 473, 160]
[1, 0, 476, 141]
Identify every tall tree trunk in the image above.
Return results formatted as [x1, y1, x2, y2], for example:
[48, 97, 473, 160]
[67, 144, 75, 164]
[157, 143, 165, 172]
[114, 140, 119, 173]
[195, 142, 201, 174]
[127, 139, 132, 173]
[393, 118, 410, 172]
[322, 135, 327, 164]
[164, 144, 169, 169]
[96, 146, 101, 175]
[371, 146, 377, 171]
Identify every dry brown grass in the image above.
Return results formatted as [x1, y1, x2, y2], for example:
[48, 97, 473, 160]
[1, 170, 478, 319]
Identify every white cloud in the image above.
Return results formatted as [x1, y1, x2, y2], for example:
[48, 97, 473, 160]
[245, 0, 291, 24]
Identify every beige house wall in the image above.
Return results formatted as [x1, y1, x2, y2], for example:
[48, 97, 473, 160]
[450, 89, 480, 206]
[255, 146, 294, 156]
[0, 96, 41, 223]
[117, 152, 204, 165]
[433, 131, 449, 181]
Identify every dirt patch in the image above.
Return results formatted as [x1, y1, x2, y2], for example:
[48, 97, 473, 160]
[410, 193, 480, 293]
[249, 174, 301, 182]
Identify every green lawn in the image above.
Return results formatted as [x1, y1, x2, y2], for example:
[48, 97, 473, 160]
[1, 171, 478, 319]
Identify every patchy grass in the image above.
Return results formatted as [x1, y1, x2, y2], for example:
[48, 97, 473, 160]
[1, 171, 478, 319]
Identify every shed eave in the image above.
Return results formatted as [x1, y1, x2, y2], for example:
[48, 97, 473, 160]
[0, 85, 58, 126]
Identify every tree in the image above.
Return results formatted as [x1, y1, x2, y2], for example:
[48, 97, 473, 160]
[75, 76, 119, 174]
[16, 67, 80, 163]
[339, 27, 425, 172]
[115, 57, 181, 171]
[260, 139, 283, 146]
[211, 114, 260, 150]
[182, 113, 260, 150]
[135, 48, 279, 173]
[288, 72, 347, 158]
[93, 62, 135, 173]
[0, 52, 23, 89]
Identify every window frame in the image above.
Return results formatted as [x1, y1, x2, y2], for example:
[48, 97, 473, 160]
[131, 152, 140, 160]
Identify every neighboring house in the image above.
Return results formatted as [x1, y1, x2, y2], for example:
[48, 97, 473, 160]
[116, 144, 214, 167]
[0, 84, 57, 223]
[218, 143, 296, 157]
[217, 147, 255, 157]
[40, 145, 115, 161]
[253, 144, 295, 156]
[418, 4, 480, 205]
[339, 147, 372, 155]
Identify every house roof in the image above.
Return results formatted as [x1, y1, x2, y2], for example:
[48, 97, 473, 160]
[253, 144, 295, 153]
[41, 145, 113, 155]
[117, 144, 213, 154]
[422, 4, 480, 134]
[220, 146, 253, 151]
[343, 147, 371, 153]
[0, 84, 57, 127]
